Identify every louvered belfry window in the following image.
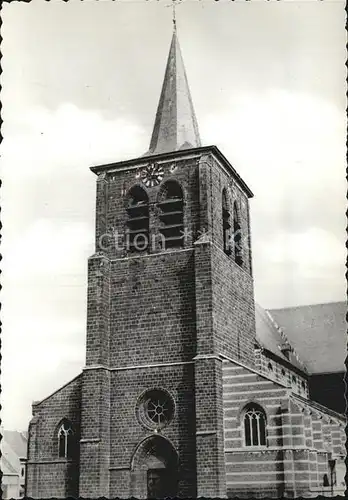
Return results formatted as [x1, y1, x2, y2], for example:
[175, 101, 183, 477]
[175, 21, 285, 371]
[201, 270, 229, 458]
[158, 181, 184, 249]
[126, 186, 150, 252]
[222, 189, 231, 255]
[233, 202, 243, 266]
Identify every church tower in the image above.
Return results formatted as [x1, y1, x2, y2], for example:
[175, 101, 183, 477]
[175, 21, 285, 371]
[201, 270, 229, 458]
[79, 23, 256, 499]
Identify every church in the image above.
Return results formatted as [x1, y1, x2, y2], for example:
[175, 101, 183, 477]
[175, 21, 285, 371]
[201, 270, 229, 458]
[26, 23, 346, 499]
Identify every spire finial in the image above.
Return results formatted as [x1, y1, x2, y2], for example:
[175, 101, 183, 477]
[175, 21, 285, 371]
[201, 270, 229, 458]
[172, 0, 177, 32]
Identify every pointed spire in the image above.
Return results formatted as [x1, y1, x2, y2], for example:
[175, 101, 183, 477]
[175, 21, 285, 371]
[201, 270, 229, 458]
[146, 25, 201, 156]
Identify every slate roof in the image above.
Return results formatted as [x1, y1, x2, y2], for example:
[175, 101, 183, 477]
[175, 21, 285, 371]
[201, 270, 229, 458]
[1, 450, 18, 475]
[256, 302, 346, 375]
[254, 303, 306, 373]
[2, 430, 28, 459]
[145, 26, 201, 156]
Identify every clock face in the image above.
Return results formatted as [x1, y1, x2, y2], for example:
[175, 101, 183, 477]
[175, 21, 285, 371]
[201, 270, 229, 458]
[140, 163, 164, 188]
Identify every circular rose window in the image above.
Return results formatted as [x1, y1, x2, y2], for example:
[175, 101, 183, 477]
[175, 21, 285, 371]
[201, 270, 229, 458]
[136, 388, 175, 430]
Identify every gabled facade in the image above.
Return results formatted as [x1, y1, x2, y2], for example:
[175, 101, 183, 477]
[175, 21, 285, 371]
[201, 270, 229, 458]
[25, 26, 346, 499]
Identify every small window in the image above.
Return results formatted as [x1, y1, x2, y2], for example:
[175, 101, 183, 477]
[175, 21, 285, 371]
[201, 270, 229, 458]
[21, 467, 25, 477]
[292, 375, 296, 384]
[267, 362, 273, 372]
[243, 404, 266, 447]
[222, 189, 231, 255]
[281, 368, 286, 376]
[301, 381, 306, 390]
[58, 420, 76, 459]
[136, 388, 175, 430]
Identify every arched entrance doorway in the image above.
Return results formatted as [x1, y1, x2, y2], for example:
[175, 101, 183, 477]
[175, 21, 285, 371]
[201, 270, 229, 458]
[131, 435, 178, 499]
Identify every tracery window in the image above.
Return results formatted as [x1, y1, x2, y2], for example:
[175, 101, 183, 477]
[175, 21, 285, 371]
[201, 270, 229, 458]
[136, 388, 175, 431]
[243, 404, 266, 447]
[58, 420, 76, 459]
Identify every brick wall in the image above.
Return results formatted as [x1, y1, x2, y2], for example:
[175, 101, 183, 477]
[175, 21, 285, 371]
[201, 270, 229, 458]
[85, 253, 111, 367]
[79, 367, 111, 497]
[223, 359, 289, 497]
[109, 250, 196, 367]
[207, 155, 252, 276]
[85, 147, 256, 498]
[26, 375, 82, 498]
[222, 359, 346, 498]
[95, 155, 201, 259]
[258, 350, 309, 399]
[196, 153, 256, 367]
[88, 149, 256, 370]
[108, 363, 196, 498]
[194, 357, 226, 497]
[211, 242, 256, 366]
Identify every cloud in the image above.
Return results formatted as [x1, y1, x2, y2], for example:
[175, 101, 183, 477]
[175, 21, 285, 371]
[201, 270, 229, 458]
[260, 226, 344, 269]
[253, 227, 345, 308]
[4, 218, 92, 279]
[201, 88, 345, 190]
[1, 357, 84, 432]
[1, 102, 147, 180]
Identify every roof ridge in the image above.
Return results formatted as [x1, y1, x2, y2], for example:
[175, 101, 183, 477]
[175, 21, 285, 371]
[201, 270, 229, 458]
[220, 352, 290, 390]
[1, 454, 18, 474]
[265, 309, 308, 373]
[291, 393, 346, 421]
[269, 300, 346, 311]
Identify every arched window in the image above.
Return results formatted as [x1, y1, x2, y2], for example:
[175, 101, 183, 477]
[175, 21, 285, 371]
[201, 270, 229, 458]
[222, 189, 231, 255]
[158, 181, 184, 249]
[126, 186, 149, 252]
[233, 202, 243, 266]
[243, 404, 266, 447]
[323, 473, 330, 487]
[58, 420, 76, 459]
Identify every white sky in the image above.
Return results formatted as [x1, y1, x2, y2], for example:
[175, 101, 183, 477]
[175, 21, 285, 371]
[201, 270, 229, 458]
[1, 0, 346, 430]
